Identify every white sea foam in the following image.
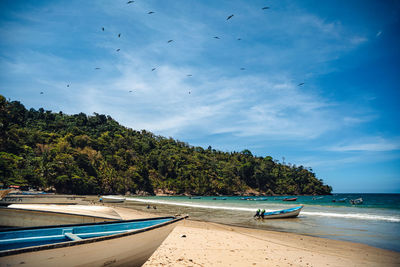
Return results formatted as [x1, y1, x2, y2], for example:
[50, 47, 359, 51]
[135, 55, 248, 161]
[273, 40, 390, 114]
[111, 196, 400, 223]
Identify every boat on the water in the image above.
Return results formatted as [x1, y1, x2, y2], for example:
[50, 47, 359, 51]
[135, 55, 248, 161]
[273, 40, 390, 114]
[0, 194, 86, 206]
[283, 197, 297, 201]
[349, 198, 363, 205]
[0, 215, 187, 267]
[99, 196, 126, 203]
[332, 198, 347, 203]
[257, 206, 303, 219]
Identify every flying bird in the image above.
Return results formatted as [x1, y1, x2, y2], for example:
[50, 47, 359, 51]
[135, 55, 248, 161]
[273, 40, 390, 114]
[116, 49, 120, 52]
[262, 7, 270, 10]
[240, 68, 245, 70]
[95, 67, 101, 70]
[152, 68, 156, 71]
[226, 14, 234, 20]
[40, 92, 43, 94]
[214, 36, 220, 39]
[298, 83, 305, 86]
[167, 40, 173, 43]
[118, 33, 121, 38]
[187, 74, 192, 77]
[127, 0, 134, 3]
[148, 11, 154, 14]
[237, 38, 242, 40]
[129, 90, 133, 92]
[102, 27, 104, 31]
[67, 84, 70, 87]
[188, 91, 191, 94]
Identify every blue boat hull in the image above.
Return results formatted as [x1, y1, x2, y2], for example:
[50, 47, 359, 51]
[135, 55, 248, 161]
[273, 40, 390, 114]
[0, 216, 186, 267]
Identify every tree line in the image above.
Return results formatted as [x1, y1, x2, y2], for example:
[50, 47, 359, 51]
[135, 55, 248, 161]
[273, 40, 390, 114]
[0, 95, 332, 195]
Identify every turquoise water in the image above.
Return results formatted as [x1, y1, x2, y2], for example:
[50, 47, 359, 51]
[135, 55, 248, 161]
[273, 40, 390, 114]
[111, 194, 400, 252]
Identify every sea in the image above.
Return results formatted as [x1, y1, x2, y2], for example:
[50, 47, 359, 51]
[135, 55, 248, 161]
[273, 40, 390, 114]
[109, 193, 400, 252]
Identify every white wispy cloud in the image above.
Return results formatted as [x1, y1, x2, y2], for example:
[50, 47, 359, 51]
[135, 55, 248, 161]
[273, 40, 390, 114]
[327, 137, 400, 152]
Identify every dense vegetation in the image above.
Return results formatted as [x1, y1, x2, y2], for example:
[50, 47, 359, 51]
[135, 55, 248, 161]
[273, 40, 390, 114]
[0, 95, 332, 195]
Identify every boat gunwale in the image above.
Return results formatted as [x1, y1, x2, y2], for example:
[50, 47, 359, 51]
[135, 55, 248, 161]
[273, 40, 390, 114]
[0, 215, 187, 257]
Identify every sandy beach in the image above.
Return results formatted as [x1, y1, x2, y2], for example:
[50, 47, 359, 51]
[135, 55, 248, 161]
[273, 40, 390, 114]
[104, 205, 400, 267]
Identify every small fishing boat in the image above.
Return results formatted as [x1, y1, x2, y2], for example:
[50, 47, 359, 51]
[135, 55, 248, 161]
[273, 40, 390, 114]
[312, 196, 324, 200]
[0, 215, 187, 267]
[349, 198, 363, 205]
[283, 197, 297, 201]
[256, 206, 303, 219]
[99, 196, 126, 203]
[189, 196, 201, 199]
[332, 198, 347, 203]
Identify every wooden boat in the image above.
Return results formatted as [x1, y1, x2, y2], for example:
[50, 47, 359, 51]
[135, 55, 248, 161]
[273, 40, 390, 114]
[349, 198, 363, 205]
[0, 195, 86, 206]
[0, 215, 187, 267]
[99, 196, 126, 203]
[257, 206, 303, 219]
[283, 197, 297, 201]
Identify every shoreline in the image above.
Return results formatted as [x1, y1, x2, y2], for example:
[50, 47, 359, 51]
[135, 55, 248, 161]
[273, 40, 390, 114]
[106, 204, 400, 267]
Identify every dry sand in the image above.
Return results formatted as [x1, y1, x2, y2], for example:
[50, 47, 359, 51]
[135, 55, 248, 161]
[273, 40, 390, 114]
[109, 206, 400, 267]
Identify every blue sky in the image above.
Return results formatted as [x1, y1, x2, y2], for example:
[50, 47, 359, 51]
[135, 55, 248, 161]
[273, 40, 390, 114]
[0, 0, 399, 193]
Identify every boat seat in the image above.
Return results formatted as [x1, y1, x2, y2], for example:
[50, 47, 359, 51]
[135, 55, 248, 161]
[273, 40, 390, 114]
[64, 233, 82, 241]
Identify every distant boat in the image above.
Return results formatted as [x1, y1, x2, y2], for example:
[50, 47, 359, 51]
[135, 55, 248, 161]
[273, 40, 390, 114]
[257, 206, 303, 219]
[189, 196, 201, 199]
[283, 197, 297, 201]
[349, 198, 363, 205]
[0, 215, 187, 267]
[100, 196, 125, 203]
[212, 197, 227, 200]
[312, 196, 324, 200]
[253, 197, 268, 201]
[332, 198, 347, 203]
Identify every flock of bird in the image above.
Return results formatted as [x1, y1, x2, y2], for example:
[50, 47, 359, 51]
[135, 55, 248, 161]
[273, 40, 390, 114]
[40, 3, 305, 96]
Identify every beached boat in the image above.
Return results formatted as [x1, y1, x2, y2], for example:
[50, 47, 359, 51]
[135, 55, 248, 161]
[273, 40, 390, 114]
[283, 197, 297, 201]
[0, 194, 86, 206]
[349, 198, 363, 205]
[257, 206, 303, 219]
[100, 196, 126, 203]
[0, 215, 187, 267]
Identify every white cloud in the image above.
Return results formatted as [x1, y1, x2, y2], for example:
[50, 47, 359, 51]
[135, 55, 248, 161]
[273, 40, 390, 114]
[327, 137, 400, 152]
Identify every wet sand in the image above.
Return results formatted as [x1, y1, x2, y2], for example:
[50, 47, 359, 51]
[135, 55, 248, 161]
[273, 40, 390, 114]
[109, 205, 400, 267]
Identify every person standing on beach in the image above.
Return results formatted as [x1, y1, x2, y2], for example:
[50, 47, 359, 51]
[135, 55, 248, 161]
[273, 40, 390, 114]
[254, 209, 261, 218]
[261, 209, 266, 219]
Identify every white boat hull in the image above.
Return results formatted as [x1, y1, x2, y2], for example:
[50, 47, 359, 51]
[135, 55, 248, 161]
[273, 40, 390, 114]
[0, 219, 181, 267]
[258, 206, 303, 219]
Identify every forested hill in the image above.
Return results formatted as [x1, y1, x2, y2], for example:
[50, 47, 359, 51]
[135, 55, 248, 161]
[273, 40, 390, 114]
[0, 95, 332, 196]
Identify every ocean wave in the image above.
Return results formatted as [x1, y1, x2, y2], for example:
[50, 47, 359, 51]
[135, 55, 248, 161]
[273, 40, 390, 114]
[118, 196, 400, 223]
